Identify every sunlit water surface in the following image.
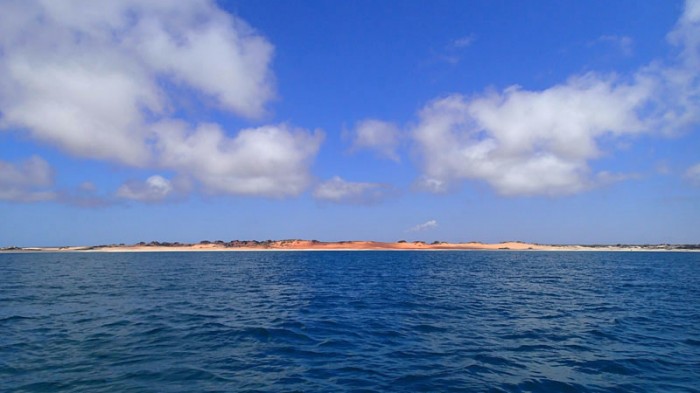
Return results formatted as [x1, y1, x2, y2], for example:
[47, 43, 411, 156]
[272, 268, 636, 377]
[1, 251, 699, 392]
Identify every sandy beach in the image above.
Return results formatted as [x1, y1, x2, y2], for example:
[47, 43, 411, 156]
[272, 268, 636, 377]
[2, 240, 697, 252]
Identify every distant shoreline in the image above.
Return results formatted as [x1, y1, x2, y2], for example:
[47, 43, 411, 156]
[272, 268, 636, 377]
[2, 240, 699, 253]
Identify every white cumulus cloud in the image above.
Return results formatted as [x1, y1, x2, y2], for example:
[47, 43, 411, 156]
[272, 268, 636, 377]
[0, 1, 275, 166]
[413, 0, 700, 196]
[0, 156, 56, 202]
[117, 175, 174, 202]
[154, 122, 323, 197]
[313, 176, 392, 204]
[413, 74, 651, 196]
[0, 1, 319, 200]
[649, 0, 700, 134]
[349, 119, 401, 161]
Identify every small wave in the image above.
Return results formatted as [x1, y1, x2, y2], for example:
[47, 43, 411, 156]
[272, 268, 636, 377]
[411, 323, 448, 333]
[511, 344, 556, 352]
[373, 329, 404, 339]
[316, 338, 355, 350]
[242, 326, 315, 344]
[575, 359, 637, 376]
[17, 381, 72, 391]
[505, 378, 587, 393]
[473, 354, 526, 369]
[101, 319, 132, 328]
[159, 366, 231, 383]
[585, 329, 618, 341]
[0, 315, 35, 324]
[271, 345, 323, 358]
[391, 372, 436, 389]
[500, 332, 541, 340]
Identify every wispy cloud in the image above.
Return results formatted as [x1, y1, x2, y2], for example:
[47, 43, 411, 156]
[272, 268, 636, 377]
[596, 35, 634, 56]
[655, 161, 672, 175]
[347, 119, 401, 162]
[0, 156, 56, 202]
[452, 35, 476, 49]
[685, 163, 700, 186]
[408, 220, 438, 232]
[313, 176, 393, 205]
[57, 182, 114, 208]
[0, 157, 118, 206]
[433, 34, 477, 65]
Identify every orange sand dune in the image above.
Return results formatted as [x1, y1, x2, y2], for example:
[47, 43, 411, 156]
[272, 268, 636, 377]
[87, 240, 563, 252]
[3, 240, 696, 252]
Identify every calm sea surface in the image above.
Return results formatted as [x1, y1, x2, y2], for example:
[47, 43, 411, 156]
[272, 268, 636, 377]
[1, 251, 699, 392]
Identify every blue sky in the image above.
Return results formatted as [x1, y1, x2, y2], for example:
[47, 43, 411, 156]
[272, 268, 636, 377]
[1, 0, 699, 246]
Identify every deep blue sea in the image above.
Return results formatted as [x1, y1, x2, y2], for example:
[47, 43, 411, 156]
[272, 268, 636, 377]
[1, 251, 699, 392]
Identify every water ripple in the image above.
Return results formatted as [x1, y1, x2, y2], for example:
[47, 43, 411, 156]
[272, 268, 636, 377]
[1, 251, 699, 392]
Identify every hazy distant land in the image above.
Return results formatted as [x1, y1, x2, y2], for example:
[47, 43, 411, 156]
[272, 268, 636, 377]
[2, 240, 699, 252]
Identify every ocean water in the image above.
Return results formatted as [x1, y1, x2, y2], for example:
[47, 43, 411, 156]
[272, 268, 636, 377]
[1, 251, 699, 393]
